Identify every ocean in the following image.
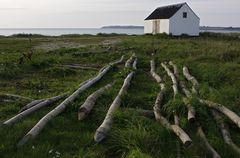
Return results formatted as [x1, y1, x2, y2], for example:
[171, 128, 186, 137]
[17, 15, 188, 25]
[0, 28, 144, 36]
[0, 28, 239, 36]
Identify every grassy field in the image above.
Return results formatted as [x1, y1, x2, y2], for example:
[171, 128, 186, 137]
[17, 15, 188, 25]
[0, 33, 240, 158]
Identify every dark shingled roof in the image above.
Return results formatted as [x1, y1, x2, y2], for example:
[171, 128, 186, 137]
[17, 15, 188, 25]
[145, 3, 185, 20]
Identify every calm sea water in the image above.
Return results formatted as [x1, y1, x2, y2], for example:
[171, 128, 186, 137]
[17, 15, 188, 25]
[0, 28, 239, 36]
[0, 28, 144, 36]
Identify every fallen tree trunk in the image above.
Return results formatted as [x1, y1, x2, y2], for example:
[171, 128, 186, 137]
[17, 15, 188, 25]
[183, 66, 199, 95]
[161, 63, 178, 95]
[17, 56, 124, 146]
[58, 64, 99, 71]
[3, 95, 67, 126]
[0, 93, 32, 101]
[197, 125, 221, 158]
[125, 53, 136, 68]
[151, 60, 192, 148]
[94, 58, 137, 143]
[19, 99, 45, 113]
[199, 99, 240, 129]
[150, 60, 163, 83]
[78, 82, 114, 120]
[211, 110, 240, 155]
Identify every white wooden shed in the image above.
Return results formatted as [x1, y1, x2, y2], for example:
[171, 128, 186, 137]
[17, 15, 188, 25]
[144, 2, 200, 36]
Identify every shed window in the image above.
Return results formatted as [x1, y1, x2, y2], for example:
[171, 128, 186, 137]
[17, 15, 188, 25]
[183, 12, 187, 18]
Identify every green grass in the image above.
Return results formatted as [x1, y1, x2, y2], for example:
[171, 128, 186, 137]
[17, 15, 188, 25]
[0, 34, 240, 158]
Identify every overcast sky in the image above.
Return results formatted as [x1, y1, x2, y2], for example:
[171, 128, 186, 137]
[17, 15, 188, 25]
[0, 0, 239, 28]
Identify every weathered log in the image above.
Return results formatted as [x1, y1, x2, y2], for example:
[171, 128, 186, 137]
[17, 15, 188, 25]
[17, 56, 124, 146]
[197, 125, 221, 158]
[183, 66, 199, 95]
[211, 110, 240, 155]
[78, 83, 114, 120]
[3, 95, 66, 126]
[132, 58, 137, 70]
[199, 99, 240, 129]
[125, 53, 136, 68]
[0, 93, 32, 101]
[94, 58, 137, 143]
[19, 99, 45, 113]
[150, 60, 163, 83]
[58, 64, 99, 71]
[161, 63, 178, 95]
[151, 60, 192, 147]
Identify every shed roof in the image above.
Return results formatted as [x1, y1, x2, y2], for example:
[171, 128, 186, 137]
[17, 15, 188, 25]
[145, 3, 185, 20]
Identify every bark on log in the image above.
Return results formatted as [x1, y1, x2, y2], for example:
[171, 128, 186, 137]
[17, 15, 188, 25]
[19, 99, 45, 113]
[58, 64, 99, 71]
[3, 95, 66, 126]
[151, 60, 192, 147]
[161, 63, 178, 95]
[125, 53, 136, 68]
[0, 93, 32, 101]
[199, 99, 240, 129]
[150, 60, 163, 83]
[17, 56, 124, 146]
[183, 66, 199, 95]
[211, 110, 240, 155]
[78, 83, 114, 120]
[94, 58, 137, 143]
[197, 125, 221, 158]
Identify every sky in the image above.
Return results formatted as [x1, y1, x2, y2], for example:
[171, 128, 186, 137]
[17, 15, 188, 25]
[0, 0, 239, 28]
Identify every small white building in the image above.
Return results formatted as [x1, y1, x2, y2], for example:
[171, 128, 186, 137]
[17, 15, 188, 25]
[144, 2, 200, 36]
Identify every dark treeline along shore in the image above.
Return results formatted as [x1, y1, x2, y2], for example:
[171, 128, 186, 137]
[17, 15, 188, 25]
[0, 33, 240, 158]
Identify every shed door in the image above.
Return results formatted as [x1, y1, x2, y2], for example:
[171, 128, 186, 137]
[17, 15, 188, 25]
[152, 20, 160, 34]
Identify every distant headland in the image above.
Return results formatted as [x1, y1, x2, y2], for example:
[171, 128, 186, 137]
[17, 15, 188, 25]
[101, 25, 144, 29]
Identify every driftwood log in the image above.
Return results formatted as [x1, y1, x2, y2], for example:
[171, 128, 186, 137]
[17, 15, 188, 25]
[3, 95, 66, 126]
[58, 64, 99, 71]
[197, 124, 221, 158]
[94, 57, 137, 143]
[170, 61, 220, 158]
[151, 60, 192, 147]
[19, 99, 45, 113]
[78, 83, 114, 120]
[17, 56, 124, 146]
[211, 110, 240, 155]
[183, 66, 199, 95]
[125, 53, 136, 68]
[0, 93, 32, 101]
